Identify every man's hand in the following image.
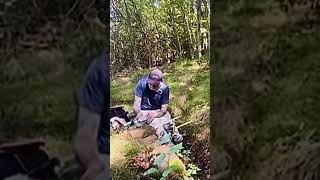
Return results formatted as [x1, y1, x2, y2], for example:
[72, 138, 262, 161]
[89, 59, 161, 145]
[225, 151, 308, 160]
[146, 111, 158, 123]
[135, 111, 143, 120]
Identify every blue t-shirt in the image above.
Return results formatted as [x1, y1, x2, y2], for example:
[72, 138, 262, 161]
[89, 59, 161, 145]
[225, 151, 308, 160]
[134, 76, 170, 110]
[78, 51, 109, 154]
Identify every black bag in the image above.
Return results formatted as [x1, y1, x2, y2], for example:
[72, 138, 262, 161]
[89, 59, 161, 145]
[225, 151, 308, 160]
[0, 140, 60, 180]
[110, 106, 130, 122]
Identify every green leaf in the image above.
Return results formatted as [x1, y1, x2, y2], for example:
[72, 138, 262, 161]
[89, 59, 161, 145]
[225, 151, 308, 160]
[170, 143, 184, 154]
[143, 167, 158, 176]
[154, 153, 166, 166]
[162, 168, 172, 177]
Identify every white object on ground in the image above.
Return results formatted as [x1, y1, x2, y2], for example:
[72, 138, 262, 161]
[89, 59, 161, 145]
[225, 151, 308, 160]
[110, 117, 127, 130]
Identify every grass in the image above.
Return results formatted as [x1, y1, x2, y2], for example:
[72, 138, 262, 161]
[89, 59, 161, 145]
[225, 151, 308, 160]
[110, 133, 145, 179]
[110, 134, 143, 166]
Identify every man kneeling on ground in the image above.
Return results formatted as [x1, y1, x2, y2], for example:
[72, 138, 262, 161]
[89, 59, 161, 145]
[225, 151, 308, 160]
[133, 68, 183, 144]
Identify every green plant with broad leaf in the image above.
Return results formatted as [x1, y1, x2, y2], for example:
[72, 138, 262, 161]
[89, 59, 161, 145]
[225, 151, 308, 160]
[143, 143, 200, 179]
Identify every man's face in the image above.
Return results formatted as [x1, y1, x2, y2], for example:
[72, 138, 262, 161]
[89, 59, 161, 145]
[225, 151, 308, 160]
[148, 82, 160, 91]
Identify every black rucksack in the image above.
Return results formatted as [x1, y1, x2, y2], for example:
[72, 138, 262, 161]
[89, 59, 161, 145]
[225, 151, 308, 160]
[0, 140, 61, 180]
[110, 106, 130, 122]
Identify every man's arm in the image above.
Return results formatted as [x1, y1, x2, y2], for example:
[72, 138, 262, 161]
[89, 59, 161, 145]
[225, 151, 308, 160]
[133, 80, 143, 117]
[156, 86, 170, 117]
[146, 103, 168, 121]
[133, 96, 142, 115]
[73, 55, 107, 180]
[155, 103, 168, 118]
[74, 107, 105, 180]
[74, 107, 102, 168]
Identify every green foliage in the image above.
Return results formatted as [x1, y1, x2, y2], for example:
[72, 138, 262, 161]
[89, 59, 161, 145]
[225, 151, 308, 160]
[169, 159, 185, 174]
[111, 0, 210, 73]
[143, 167, 159, 176]
[170, 143, 184, 154]
[185, 164, 201, 177]
[111, 167, 139, 180]
[143, 142, 200, 179]
[177, 149, 191, 158]
[162, 168, 173, 178]
[124, 143, 143, 157]
[154, 153, 166, 167]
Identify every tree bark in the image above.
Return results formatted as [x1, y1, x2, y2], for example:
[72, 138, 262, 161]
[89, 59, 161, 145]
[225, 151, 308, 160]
[168, 8, 181, 60]
[184, 12, 194, 59]
[123, 0, 136, 67]
[203, 0, 210, 51]
[196, 0, 202, 61]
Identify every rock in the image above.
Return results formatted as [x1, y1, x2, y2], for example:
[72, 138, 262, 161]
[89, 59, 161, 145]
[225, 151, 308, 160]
[124, 125, 155, 139]
[152, 143, 171, 155]
[151, 144, 186, 174]
[138, 134, 157, 145]
[158, 152, 183, 172]
[169, 156, 186, 174]
[123, 127, 147, 139]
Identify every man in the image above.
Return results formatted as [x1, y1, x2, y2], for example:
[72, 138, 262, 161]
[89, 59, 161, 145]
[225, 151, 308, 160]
[73, 51, 110, 180]
[133, 68, 182, 144]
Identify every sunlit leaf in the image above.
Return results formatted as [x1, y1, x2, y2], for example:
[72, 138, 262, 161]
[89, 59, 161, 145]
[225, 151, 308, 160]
[154, 153, 166, 166]
[170, 143, 184, 154]
[162, 167, 172, 177]
[143, 167, 158, 176]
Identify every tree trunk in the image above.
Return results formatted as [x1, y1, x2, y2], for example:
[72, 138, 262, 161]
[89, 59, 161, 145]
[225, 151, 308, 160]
[196, 0, 202, 61]
[203, 0, 210, 51]
[168, 8, 181, 59]
[184, 13, 194, 59]
[123, 0, 137, 67]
